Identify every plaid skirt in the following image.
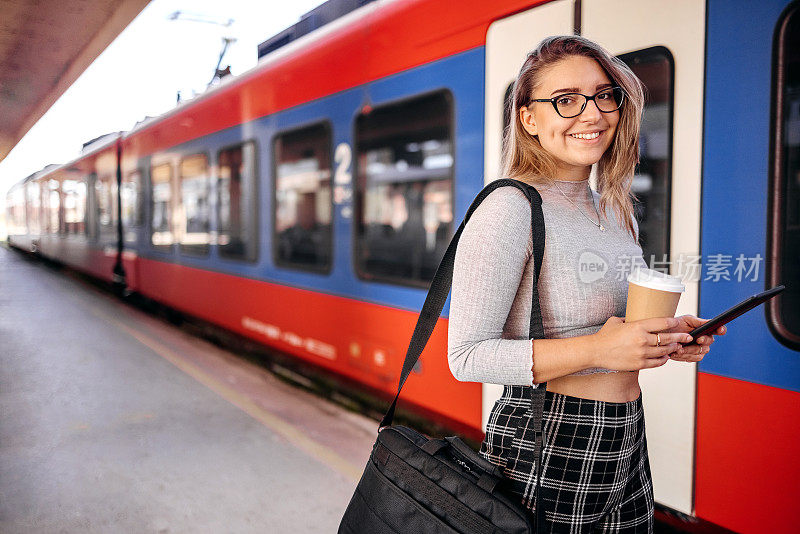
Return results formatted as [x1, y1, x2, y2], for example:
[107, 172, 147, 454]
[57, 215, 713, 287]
[480, 386, 654, 533]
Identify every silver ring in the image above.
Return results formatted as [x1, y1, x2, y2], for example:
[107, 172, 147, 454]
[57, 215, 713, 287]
[656, 333, 662, 347]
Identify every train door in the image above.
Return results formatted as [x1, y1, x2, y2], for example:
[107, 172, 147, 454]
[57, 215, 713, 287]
[583, 0, 705, 516]
[485, 0, 706, 517]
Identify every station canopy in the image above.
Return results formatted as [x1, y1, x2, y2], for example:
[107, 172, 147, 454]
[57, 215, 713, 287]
[0, 0, 150, 163]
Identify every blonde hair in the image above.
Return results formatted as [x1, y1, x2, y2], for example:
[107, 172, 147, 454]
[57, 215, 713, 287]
[502, 35, 645, 241]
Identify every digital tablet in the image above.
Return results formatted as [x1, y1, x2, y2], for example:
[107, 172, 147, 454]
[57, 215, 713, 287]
[684, 285, 785, 345]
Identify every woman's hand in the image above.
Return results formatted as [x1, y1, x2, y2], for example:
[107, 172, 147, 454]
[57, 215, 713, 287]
[592, 316, 693, 371]
[661, 314, 727, 363]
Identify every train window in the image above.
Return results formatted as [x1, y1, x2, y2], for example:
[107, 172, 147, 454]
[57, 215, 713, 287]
[150, 163, 174, 248]
[40, 181, 50, 234]
[769, 3, 800, 349]
[178, 154, 211, 255]
[63, 179, 86, 235]
[78, 181, 87, 235]
[37, 182, 46, 234]
[17, 186, 27, 234]
[273, 123, 332, 271]
[618, 47, 674, 268]
[26, 181, 40, 235]
[121, 171, 142, 243]
[7, 185, 26, 235]
[48, 180, 61, 235]
[95, 174, 114, 229]
[218, 142, 258, 261]
[354, 91, 454, 286]
[178, 154, 211, 254]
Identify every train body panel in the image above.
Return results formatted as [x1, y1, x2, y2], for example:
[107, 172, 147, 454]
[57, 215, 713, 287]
[701, 0, 799, 390]
[134, 256, 481, 433]
[696, 373, 800, 533]
[694, 0, 800, 531]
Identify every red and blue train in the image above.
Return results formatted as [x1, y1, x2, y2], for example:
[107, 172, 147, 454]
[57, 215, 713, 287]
[6, 0, 799, 531]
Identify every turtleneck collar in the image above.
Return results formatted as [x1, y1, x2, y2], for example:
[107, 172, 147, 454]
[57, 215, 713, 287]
[541, 177, 592, 201]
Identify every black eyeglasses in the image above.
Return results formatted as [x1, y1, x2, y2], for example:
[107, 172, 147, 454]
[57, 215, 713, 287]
[528, 87, 625, 118]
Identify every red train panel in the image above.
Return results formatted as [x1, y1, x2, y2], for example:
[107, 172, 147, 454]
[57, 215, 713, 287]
[695, 372, 800, 533]
[135, 257, 483, 437]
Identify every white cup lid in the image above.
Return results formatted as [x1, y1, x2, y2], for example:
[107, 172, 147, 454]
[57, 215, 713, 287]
[627, 267, 685, 293]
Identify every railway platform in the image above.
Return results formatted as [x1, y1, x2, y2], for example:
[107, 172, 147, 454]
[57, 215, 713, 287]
[0, 245, 375, 533]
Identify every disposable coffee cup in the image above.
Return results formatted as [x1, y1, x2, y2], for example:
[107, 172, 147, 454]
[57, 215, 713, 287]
[625, 268, 685, 322]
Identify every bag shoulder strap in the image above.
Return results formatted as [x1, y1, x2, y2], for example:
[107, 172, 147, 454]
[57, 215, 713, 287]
[380, 178, 547, 428]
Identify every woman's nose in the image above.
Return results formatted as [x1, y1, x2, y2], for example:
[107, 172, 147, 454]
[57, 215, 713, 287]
[580, 99, 603, 120]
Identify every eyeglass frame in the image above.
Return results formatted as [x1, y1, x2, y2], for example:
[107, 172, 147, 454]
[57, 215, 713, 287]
[527, 86, 625, 119]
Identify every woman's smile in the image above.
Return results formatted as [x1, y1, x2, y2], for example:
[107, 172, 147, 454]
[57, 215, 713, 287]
[568, 130, 605, 142]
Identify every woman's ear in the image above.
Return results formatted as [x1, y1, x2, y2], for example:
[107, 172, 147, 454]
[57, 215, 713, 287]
[519, 106, 538, 136]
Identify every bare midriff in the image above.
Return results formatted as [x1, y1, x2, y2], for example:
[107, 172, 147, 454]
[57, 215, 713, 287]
[546, 370, 641, 403]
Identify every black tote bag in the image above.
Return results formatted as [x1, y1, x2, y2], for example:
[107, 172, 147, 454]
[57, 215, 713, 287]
[339, 179, 549, 534]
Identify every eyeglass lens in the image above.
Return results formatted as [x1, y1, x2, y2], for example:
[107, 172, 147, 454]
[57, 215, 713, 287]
[556, 87, 624, 118]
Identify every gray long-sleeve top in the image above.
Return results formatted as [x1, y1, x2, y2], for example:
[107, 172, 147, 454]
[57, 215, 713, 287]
[447, 178, 646, 386]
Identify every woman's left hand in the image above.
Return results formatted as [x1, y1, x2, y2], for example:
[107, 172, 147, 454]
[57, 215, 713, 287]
[661, 314, 727, 362]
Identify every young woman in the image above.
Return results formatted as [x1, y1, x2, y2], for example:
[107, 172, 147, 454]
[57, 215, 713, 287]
[447, 36, 727, 532]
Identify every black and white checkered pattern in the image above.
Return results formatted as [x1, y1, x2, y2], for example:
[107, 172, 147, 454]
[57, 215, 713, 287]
[480, 387, 654, 533]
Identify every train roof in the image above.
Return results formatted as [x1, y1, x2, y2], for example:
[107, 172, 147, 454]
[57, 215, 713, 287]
[123, 0, 385, 142]
[14, 133, 120, 188]
[81, 131, 123, 154]
[256, 0, 377, 59]
[23, 164, 60, 183]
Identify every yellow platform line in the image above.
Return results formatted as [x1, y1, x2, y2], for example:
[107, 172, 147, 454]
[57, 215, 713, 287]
[93, 308, 363, 482]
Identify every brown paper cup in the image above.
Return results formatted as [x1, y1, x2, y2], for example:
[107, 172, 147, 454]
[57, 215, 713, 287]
[625, 268, 685, 322]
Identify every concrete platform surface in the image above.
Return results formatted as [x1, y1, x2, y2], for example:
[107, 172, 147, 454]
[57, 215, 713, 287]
[0, 247, 377, 533]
